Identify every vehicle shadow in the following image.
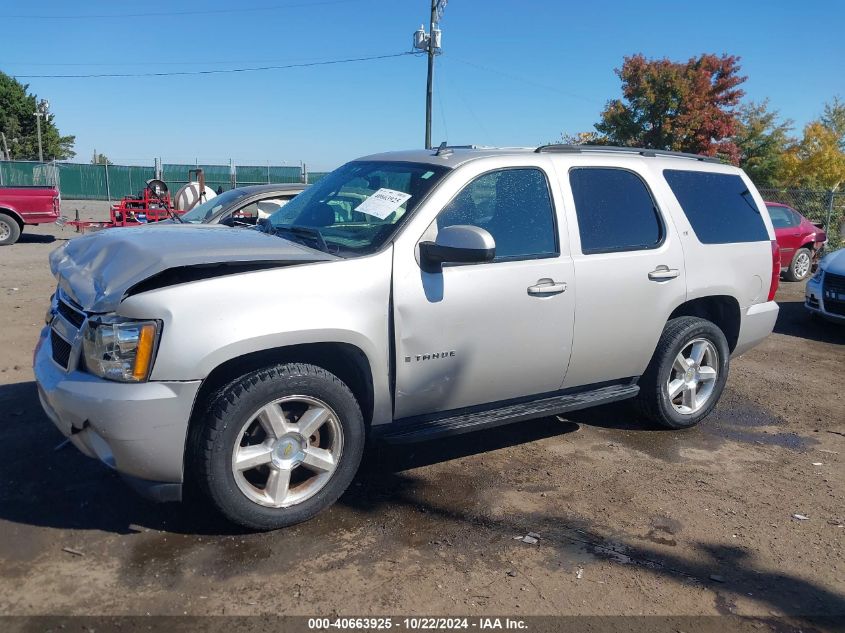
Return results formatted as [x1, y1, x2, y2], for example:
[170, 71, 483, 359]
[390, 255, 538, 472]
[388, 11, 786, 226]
[16, 233, 56, 244]
[773, 300, 844, 345]
[0, 380, 578, 536]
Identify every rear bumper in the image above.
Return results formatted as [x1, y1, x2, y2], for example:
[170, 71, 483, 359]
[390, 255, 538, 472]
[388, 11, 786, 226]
[22, 210, 61, 225]
[733, 301, 779, 357]
[34, 326, 201, 494]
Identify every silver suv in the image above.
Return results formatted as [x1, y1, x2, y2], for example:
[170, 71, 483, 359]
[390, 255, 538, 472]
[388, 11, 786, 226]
[35, 145, 780, 530]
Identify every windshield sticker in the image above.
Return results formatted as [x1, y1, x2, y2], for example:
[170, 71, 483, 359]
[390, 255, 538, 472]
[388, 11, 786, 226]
[421, 171, 435, 179]
[355, 188, 412, 220]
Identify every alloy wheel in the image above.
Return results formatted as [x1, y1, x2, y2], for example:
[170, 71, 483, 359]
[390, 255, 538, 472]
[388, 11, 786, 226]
[231, 395, 343, 508]
[794, 251, 811, 279]
[666, 338, 719, 415]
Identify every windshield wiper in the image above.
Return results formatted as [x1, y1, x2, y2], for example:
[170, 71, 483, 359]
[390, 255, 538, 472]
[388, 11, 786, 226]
[274, 225, 330, 253]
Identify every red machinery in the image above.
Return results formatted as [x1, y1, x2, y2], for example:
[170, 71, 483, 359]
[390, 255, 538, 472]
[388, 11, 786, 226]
[109, 178, 175, 226]
[61, 178, 185, 233]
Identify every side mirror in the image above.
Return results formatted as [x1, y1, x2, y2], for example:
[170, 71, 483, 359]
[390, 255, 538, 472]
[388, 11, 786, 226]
[419, 225, 495, 272]
[220, 215, 235, 227]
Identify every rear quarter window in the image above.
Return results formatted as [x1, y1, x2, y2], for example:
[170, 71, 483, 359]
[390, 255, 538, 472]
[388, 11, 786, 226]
[664, 170, 769, 244]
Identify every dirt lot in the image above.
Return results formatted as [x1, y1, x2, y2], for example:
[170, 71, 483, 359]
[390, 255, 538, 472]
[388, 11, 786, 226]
[0, 219, 843, 627]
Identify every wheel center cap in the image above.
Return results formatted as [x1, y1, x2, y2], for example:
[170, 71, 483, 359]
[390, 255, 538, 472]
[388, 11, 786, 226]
[685, 368, 695, 381]
[272, 435, 305, 467]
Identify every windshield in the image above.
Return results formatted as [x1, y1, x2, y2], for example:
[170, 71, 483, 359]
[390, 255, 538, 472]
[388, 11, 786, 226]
[267, 161, 448, 256]
[180, 188, 247, 224]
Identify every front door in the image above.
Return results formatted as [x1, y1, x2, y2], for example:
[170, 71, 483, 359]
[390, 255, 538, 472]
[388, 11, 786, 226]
[392, 166, 575, 419]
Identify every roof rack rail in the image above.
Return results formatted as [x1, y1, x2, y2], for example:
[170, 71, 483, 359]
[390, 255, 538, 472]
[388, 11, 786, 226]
[534, 144, 723, 164]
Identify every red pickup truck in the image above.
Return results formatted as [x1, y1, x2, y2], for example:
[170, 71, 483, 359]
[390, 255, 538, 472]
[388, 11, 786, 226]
[0, 185, 61, 245]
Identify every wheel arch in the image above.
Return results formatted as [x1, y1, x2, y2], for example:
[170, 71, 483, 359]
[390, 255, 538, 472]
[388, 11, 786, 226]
[0, 207, 24, 229]
[188, 341, 375, 431]
[668, 295, 741, 353]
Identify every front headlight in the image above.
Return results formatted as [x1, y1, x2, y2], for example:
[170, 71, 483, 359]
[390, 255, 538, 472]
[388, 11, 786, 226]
[810, 267, 824, 283]
[82, 318, 160, 382]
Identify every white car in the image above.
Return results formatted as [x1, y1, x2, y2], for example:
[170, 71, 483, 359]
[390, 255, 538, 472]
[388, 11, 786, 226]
[805, 248, 845, 323]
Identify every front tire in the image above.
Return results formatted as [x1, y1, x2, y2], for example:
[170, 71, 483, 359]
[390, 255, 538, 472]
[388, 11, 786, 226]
[188, 363, 365, 530]
[636, 317, 730, 429]
[0, 213, 21, 245]
[785, 247, 812, 282]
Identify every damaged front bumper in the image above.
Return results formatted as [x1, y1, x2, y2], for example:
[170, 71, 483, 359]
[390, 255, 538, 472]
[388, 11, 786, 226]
[34, 326, 201, 501]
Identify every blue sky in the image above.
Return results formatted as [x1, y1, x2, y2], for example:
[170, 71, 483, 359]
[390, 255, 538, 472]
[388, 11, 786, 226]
[1, 0, 843, 171]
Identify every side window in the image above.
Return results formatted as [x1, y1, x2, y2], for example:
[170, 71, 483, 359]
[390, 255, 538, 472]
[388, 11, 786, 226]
[437, 168, 557, 259]
[568, 168, 663, 254]
[664, 170, 769, 244]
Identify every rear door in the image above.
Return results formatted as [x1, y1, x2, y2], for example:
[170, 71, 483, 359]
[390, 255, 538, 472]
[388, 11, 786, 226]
[555, 160, 687, 388]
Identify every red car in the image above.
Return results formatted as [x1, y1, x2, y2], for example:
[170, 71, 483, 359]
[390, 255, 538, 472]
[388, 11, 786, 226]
[0, 185, 61, 245]
[765, 202, 827, 282]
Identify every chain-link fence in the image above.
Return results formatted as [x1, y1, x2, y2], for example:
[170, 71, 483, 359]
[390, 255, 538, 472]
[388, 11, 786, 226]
[758, 188, 844, 252]
[0, 159, 331, 201]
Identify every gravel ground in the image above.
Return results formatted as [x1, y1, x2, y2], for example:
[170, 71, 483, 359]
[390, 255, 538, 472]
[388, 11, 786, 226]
[0, 220, 843, 628]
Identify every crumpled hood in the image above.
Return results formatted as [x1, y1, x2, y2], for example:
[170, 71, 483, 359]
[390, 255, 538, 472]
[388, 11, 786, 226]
[50, 224, 336, 312]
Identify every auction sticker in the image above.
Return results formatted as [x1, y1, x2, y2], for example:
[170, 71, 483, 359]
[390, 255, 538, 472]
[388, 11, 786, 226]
[355, 188, 412, 220]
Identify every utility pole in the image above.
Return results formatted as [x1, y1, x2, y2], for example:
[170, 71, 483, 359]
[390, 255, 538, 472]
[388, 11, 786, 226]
[34, 112, 44, 162]
[414, 0, 446, 149]
[0, 132, 10, 161]
[34, 99, 49, 162]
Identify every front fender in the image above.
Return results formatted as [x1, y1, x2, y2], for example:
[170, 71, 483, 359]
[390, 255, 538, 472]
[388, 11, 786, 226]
[118, 249, 394, 423]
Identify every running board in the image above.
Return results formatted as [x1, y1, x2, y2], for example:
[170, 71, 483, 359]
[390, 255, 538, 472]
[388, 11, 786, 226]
[377, 383, 639, 444]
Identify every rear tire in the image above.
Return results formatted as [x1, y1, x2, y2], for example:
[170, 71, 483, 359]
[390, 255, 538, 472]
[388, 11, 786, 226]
[188, 363, 365, 530]
[636, 317, 730, 429]
[0, 213, 21, 245]
[785, 247, 812, 282]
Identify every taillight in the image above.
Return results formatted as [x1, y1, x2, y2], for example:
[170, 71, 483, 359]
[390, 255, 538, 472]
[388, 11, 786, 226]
[768, 240, 780, 301]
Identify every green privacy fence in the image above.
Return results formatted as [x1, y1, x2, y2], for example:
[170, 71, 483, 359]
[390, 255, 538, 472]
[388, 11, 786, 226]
[0, 160, 326, 200]
[0, 161, 59, 188]
[236, 165, 303, 185]
[308, 171, 330, 184]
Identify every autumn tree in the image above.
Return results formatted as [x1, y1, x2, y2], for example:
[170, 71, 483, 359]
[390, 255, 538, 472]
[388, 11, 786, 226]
[556, 131, 604, 146]
[594, 54, 745, 162]
[778, 122, 845, 190]
[734, 100, 793, 187]
[0, 72, 75, 160]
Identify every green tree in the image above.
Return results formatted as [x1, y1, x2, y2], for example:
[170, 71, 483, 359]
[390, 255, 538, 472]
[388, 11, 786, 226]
[820, 96, 845, 150]
[734, 100, 793, 187]
[0, 72, 75, 160]
[594, 53, 746, 163]
[91, 152, 112, 165]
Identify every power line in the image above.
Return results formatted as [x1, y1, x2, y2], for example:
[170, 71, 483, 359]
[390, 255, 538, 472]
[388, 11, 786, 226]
[1, 0, 359, 19]
[449, 56, 600, 105]
[5, 55, 371, 67]
[13, 52, 419, 79]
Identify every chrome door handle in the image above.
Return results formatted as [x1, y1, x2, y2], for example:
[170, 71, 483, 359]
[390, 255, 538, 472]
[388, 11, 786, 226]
[527, 280, 568, 295]
[648, 266, 680, 281]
